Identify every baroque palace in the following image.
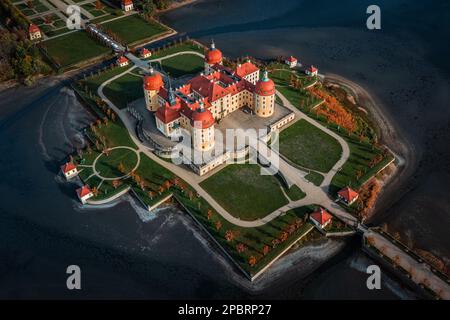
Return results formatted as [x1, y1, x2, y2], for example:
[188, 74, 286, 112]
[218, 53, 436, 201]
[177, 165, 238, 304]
[142, 41, 277, 151]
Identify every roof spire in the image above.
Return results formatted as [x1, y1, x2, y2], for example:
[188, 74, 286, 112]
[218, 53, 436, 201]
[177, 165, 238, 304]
[211, 39, 215, 50]
[168, 75, 176, 106]
[262, 70, 269, 81]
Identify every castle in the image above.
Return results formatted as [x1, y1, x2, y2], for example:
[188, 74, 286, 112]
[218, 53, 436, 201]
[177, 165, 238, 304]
[142, 41, 276, 151]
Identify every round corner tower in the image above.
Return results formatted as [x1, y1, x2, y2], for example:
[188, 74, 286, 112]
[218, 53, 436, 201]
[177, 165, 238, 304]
[254, 70, 275, 118]
[143, 67, 164, 112]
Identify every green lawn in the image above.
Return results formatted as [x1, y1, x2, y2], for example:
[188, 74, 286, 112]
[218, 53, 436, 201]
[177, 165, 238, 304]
[330, 139, 394, 194]
[279, 119, 342, 173]
[94, 148, 138, 179]
[200, 164, 289, 220]
[44, 31, 110, 68]
[150, 42, 204, 59]
[103, 73, 144, 109]
[88, 120, 137, 149]
[102, 14, 168, 45]
[305, 171, 324, 186]
[277, 86, 322, 112]
[178, 196, 318, 275]
[284, 184, 306, 201]
[160, 54, 204, 77]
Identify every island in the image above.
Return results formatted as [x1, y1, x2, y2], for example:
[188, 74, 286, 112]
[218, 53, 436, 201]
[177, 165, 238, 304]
[3, 0, 447, 298]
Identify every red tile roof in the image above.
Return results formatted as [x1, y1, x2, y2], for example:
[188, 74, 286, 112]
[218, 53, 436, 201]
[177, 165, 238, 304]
[308, 65, 318, 73]
[286, 56, 297, 62]
[235, 61, 259, 78]
[188, 73, 229, 102]
[338, 187, 359, 203]
[310, 208, 332, 226]
[28, 24, 40, 34]
[76, 185, 92, 198]
[117, 56, 128, 64]
[155, 104, 181, 124]
[122, 0, 133, 5]
[61, 162, 76, 174]
[205, 48, 222, 65]
[143, 71, 163, 91]
[191, 107, 215, 129]
[141, 47, 151, 54]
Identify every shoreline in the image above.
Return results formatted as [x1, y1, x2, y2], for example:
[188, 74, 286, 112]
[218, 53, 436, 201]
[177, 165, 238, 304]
[323, 73, 417, 223]
[157, 0, 199, 14]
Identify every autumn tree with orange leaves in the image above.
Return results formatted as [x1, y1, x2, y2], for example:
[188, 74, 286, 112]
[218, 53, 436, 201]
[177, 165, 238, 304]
[308, 87, 357, 133]
[225, 230, 235, 242]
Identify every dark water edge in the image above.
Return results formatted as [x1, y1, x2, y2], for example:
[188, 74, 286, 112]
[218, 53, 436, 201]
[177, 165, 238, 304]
[1, 0, 449, 299]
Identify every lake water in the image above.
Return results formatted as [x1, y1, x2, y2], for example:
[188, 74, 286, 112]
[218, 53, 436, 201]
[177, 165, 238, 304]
[1, 0, 448, 299]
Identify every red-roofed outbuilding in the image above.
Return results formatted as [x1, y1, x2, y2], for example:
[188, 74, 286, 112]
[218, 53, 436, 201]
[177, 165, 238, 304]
[76, 185, 94, 204]
[310, 208, 333, 229]
[28, 24, 42, 41]
[140, 47, 152, 58]
[305, 65, 318, 76]
[337, 187, 359, 205]
[117, 56, 129, 67]
[285, 56, 298, 68]
[60, 162, 78, 180]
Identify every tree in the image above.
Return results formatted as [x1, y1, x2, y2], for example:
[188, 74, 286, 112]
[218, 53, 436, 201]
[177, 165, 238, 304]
[272, 238, 280, 248]
[355, 169, 363, 180]
[148, 191, 156, 199]
[95, 0, 102, 10]
[92, 186, 98, 196]
[248, 256, 257, 267]
[224, 230, 234, 242]
[263, 245, 270, 256]
[236, 243, 246, 253]
[142, 0, 156, 17]
[207, 209, 213, 220]
[117, 162, 125, 173]
[215, 220, 222, 231]
[112, 179, 121, 189]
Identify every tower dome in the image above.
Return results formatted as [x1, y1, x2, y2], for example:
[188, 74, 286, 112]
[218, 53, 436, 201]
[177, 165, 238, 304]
[205, 41, 223, 65]
[191, 103, 215, 129]
[255, 70, 275, 96]
[143, 67, 163, 91]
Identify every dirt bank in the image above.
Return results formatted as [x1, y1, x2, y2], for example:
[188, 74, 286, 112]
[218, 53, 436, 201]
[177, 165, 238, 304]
[324, 73, 417, 223]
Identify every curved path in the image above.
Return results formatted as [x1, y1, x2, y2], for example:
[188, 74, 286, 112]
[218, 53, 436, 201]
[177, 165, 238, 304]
[97, 51, 357, 227]
[126, 51, 204, 71]
[275, 91, 350, 191]
[92, 146, 140, 180]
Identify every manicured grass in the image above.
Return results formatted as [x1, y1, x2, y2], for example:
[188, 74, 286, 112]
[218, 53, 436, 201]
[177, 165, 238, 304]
[94, 148, 138, 179]
[270, 68, 316, 88]
[279, 119, 342, 173]
[102, 14, 168, 45]
[44, 31, 110, 68]
[103, 73, 144, 109]
[89, 120, 137, 149]
[277, 86, 322, 112]
[179, 196, 318, 275]
[330, 138, 394, 194]
[81, 65, 132, 93]
[200, 164, 289, 220]
[150, 42, 204, 59]
[284, 184, 306, 201]
[305, 171, 324, 186]
[160, 54, 204, 77]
